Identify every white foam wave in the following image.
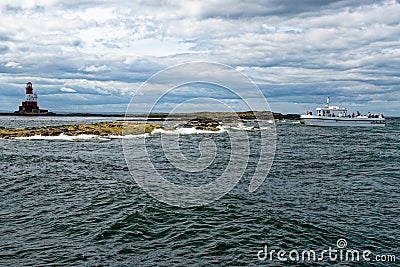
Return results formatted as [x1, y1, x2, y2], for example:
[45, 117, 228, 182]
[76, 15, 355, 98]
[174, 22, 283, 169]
[12, 133, 149, 141]
[14, 133, 100, 141]
[229, 125, 255, 131]
[107, 134, 149, 139]
[228, 122, 272, 131]
[151, 126, 226, 135]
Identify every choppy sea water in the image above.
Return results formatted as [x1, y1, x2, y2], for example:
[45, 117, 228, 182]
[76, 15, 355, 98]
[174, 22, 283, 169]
[0, 116, 399, 266]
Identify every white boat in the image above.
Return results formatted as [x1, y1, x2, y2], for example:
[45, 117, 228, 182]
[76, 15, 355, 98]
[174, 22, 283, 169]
[301, 97, 385, 127]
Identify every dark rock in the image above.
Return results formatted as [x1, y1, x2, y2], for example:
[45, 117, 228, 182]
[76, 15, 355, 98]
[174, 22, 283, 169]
[273, 112, 300, 120]
[183, 117, 221, 131]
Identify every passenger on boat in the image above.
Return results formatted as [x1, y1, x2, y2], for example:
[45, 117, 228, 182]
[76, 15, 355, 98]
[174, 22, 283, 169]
[352, 112, 355, 118]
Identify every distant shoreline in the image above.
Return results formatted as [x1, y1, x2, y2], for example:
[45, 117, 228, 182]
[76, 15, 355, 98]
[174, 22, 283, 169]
[0, 111, 301, 120]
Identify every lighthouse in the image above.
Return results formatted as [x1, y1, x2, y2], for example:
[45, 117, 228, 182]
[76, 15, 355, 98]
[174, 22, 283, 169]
[17, 82, 48, 114]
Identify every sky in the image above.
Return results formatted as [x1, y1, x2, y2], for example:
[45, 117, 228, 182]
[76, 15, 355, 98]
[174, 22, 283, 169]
[0, 0, 399, 115]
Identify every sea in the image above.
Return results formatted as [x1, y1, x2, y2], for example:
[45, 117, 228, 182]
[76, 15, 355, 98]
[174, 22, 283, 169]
[0, 116, 399, 266]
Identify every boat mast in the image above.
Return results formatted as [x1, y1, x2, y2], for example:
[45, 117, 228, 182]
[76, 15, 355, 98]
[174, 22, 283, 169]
[325, 96, 330, 108]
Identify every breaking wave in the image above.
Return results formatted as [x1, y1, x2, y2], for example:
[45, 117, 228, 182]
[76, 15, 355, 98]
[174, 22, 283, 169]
[12, 133, 149, 141]
[150, 126, 226, 135]
[228, 122, 273, 131]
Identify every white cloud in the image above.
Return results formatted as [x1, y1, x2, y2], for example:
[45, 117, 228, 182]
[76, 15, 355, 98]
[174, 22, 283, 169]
[4, 61, 22, 68]
[79, 65, 110, 72]
[60, 87, 76, 93]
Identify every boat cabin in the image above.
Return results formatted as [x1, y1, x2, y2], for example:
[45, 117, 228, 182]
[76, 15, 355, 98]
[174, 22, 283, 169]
[316, 105, 348, 117]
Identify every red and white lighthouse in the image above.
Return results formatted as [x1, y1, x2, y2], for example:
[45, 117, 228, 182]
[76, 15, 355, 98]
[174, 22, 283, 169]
[17, 82, 48, 114]
[22, 82, 39, 109]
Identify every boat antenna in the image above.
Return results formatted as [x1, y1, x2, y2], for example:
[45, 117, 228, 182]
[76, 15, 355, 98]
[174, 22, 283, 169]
[327, 96, 330, 106]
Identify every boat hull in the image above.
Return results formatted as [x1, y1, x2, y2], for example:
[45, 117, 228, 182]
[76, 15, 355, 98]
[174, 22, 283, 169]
[300, 115, 385, 127]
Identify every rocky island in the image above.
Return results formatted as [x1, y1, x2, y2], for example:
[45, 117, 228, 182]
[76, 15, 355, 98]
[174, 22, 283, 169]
[0, 122, 164, 139]
[0, 118, 224, 139]
[0, 111, 298, 139]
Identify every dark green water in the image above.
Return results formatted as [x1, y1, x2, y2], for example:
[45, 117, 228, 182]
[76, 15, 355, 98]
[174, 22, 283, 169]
[1, 117, 399, 266]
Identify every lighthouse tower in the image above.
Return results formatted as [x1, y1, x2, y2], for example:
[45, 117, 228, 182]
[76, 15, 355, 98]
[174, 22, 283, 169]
[17, 82, 48, 114]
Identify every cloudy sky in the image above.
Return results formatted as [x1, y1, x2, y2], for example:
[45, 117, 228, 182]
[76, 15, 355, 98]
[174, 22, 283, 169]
[0, 0, 399, 115]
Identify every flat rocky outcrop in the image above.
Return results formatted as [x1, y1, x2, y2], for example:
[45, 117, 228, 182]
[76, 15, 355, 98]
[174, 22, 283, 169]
[0, 122, 162, 139]
[0, 118, 223, 139]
